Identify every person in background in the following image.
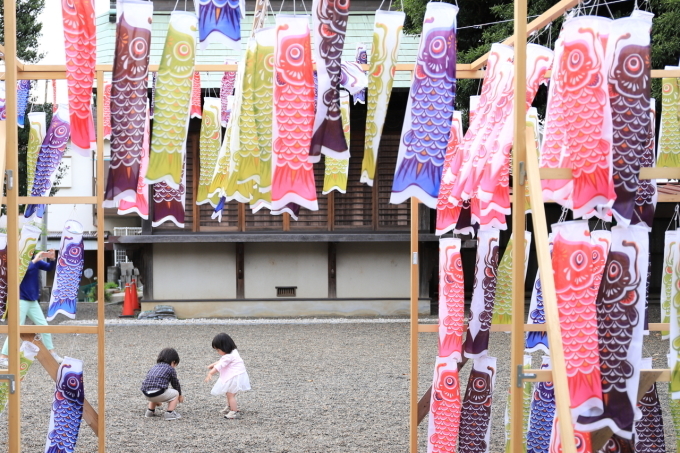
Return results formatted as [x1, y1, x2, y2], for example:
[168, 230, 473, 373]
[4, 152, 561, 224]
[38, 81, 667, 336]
[141, 347, 184, 420]
[0, 250, 63, 367]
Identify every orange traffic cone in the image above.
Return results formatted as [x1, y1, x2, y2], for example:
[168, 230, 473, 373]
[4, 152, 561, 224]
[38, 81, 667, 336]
[131, 281, 140, 311]
[119, 283, 135, 317]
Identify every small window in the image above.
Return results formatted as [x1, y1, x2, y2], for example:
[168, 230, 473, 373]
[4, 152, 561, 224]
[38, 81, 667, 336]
[276, 286, 297, 297]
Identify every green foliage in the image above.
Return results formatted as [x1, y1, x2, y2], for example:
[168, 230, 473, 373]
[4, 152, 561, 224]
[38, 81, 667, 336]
[0, 0, 46, 63]
[85, 283, 116, 303]
[400, 0, 680, 125]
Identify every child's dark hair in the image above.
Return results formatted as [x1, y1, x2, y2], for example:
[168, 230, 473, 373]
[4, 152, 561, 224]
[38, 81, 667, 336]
[212, 333, 237, 354]
[157, 348, 180, 365]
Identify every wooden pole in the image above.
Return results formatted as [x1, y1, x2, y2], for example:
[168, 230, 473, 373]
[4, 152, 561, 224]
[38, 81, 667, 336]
[95, 70, 107, 451]
[525, 126, 577, 453]
[510, 0, 528, 450]
[410, 198, 419, 452]
[4, 0, 22, 451]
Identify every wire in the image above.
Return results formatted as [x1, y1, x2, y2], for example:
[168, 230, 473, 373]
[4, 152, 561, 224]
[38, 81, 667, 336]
[458, 0, 633, 31]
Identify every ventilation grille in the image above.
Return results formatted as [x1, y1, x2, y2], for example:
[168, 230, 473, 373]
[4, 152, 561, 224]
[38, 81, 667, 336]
[276, 286, 297, 297]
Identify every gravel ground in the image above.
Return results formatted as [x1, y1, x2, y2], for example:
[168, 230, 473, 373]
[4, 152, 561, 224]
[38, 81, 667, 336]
[0, 304, 675, 452]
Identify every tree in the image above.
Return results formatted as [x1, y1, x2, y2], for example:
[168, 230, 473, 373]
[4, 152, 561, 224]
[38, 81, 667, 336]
[0, 0, 46, 63]
[0, 0, 50, 198]
[400, 0, 680, 125]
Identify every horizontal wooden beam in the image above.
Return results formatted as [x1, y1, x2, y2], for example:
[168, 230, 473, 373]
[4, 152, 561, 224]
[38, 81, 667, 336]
[540, 167, 680, 180]
[0, 325, 98, 334]
[418, 322, 669, 333]
[525, 368, 670, 383]
[1, 196, 98, 205]
[114, 231, 441, 243]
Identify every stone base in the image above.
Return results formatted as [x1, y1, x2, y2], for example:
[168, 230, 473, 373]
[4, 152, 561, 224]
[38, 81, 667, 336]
[140, 299, 430, 318]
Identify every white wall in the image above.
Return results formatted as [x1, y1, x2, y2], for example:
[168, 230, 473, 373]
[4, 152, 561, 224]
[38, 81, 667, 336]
[336, 243, 410, 298]
[153, 243, 237, 299]
[47, 149, 96, 232]
[244, 243, 327, 299]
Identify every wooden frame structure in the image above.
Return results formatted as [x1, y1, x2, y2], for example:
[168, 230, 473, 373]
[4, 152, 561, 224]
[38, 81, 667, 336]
[1, 0, 678, 451]
[408, 1, 680, 453]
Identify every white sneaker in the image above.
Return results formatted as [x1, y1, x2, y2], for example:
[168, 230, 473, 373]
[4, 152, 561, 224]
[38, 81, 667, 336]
[0, 357, 7, 368]
[50, 351, 64, 364]
[225, 411, 242, 419]
[220, 405, 230, 414]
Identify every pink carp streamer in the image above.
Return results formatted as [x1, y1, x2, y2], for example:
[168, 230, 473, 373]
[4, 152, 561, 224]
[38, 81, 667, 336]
[427, 355, 461, 453]
[427, 238, 464, 453]
[540, 16, 615, 220]
[102, 82, 111, 140]
[271, 15, 319, 215]
[190, 71, 202, 119]
[61, 0, 96, 156]
[551, 220, 605, 421]
[220, 61, 237, 127]
[435, 111, 463, 236]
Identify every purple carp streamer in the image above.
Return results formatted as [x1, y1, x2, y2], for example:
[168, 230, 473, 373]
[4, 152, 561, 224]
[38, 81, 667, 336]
[0, 81, 6, 120]
[62, 0, 96, 156]
[577, 225, 649, 439]
[310, 0, 351, 163]
[353, 43, 367, 104]
[0, 234, 6, 319]
[47, 220, 85, 321]
[17, 80, 30, 128]
[44, 357, 84, 453]
[103, 0, 153, 207]
[390, 2, 457, 209]
[146, 11, 197, 190]
[339, 61, 368, 97]
[360, 10, 404, 186]
[463, 228, 499, 359]
[458, 355, 496, 453]
[634, 358, 665, 453]
[526, 356, 556, 453]
[153, 166, 187, 228]
[608, 13, 653, 227]
[526, 272, 548, 353]
[195, 0, 244, 51]
[25, 105, 71, 219]
[632, 96, 657, 230]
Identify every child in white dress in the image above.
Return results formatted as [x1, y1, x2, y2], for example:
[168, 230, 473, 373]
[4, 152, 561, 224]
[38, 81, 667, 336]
[205, 333, 251, 419]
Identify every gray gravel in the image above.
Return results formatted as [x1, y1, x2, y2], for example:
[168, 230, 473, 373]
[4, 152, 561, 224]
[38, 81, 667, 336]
[0, 305, 675, 452]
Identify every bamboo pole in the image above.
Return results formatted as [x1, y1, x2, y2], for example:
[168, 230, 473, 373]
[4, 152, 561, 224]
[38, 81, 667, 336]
[410, 198, 419, 453]
[510, 0, 528, 449]
[96, 70, 107, 451]
[525, 126, 576, 453]
[3, 0, 22, 451]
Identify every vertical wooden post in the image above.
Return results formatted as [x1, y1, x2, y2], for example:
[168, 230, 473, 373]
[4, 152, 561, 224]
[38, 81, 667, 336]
[510, 0, 528, 451]
[372, 161, 379, 231]
[236, 242, 245, 298]
[525, 128, 577, 453]
[142, 244, 154, 300]
[328, 242, 337, 298]
[192, 133, 200, 232]
[4, 1, 21, 451]
[327, 191, 335, 231]
[238, 203, 246, 231]
[409, 198, 419, 453]
[95, 70, 107, 451]
[283, 212, 291, 231]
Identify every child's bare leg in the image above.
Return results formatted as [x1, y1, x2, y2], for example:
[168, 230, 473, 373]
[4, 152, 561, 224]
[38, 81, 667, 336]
[227, 392, 238, 412]
[148, 401, 160, 410]
[167, 397, 179, 412]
